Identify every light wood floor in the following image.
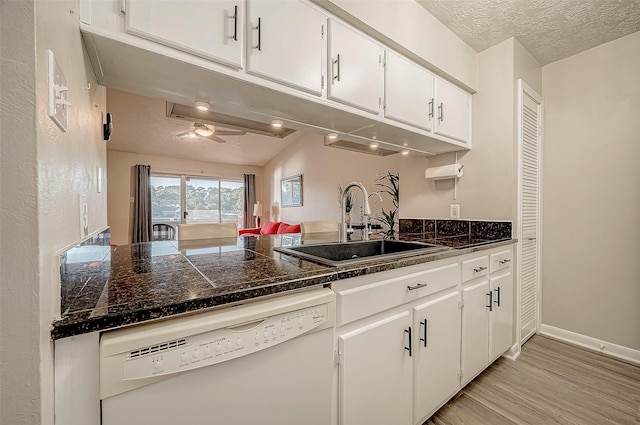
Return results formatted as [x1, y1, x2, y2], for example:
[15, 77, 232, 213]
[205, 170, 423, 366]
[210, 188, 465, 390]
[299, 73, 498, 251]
[425, 335, 640, 425]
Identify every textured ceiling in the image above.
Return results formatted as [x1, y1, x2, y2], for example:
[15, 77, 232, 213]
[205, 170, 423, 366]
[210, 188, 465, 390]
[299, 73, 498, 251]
[416, 0, 640, 65]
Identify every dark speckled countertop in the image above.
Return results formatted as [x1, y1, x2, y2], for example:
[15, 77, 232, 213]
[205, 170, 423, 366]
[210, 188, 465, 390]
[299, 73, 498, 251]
[52, 230, 515, 340]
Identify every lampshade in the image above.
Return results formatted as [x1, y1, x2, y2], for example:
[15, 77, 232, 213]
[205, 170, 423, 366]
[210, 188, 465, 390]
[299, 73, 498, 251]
[253, 202, 263, 217]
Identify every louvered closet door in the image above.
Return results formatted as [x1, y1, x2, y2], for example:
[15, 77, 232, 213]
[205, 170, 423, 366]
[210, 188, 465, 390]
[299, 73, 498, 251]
[518, 81, 543, 345]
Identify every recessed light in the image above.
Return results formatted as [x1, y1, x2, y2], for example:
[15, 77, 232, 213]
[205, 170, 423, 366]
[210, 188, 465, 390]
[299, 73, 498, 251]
[271, 119, 283, 128]
[401, 150, 410, 155]
[369, 142, 379, 148]
[195, 101, 210, 111]
[327, 133, 338, 140]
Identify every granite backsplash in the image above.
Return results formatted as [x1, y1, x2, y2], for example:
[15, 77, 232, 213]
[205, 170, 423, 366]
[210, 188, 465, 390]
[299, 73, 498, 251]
[399, 218, 512, 248]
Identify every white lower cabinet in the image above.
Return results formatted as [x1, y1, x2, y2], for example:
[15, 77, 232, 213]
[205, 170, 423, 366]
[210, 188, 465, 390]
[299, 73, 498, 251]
[412, 290, 461, 424]
[461, 250, 514, 385]
[338, 311, 413, 425]
[333, 245, 514, 425]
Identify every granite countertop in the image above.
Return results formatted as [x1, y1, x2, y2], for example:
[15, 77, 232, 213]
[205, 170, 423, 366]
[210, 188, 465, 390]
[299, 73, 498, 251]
[52, 231, 515, 340]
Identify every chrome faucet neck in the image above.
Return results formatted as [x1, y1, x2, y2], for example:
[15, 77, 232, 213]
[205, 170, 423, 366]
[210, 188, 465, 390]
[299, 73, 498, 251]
[341, 182, 371, 242]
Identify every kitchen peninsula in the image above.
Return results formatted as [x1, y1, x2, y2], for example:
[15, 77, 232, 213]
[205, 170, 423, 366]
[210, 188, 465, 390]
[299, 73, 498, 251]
[53, 220, 513, 340]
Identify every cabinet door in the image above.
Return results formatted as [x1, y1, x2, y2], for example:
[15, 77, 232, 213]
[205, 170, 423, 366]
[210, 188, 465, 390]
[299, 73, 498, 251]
[246, 0, 326, 95]
[384, 51, 434, 131]
[490, 272, 513, 360]
[433, 77, 470, 143]
[461, 280, 490, 385]
[125, 0, 243, 69]
[413, 291, 461, 424]
[328, 19, 382, 114]
[338, 311, 412, 425]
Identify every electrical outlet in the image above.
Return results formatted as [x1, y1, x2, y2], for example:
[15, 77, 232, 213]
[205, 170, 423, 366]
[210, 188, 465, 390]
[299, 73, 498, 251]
[450, 204, 460, 219]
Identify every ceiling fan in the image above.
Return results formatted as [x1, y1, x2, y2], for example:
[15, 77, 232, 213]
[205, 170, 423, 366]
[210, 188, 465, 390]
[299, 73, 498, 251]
[176, 123, 246, 143]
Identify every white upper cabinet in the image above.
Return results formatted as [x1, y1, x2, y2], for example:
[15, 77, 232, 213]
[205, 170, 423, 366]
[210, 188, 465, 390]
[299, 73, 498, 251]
[124, 0, 244, 69]
[327, 19, 383, 115]
[384, 51, 434, 132]
[433, 77, 471, 143]
[246, 0, 326, 95]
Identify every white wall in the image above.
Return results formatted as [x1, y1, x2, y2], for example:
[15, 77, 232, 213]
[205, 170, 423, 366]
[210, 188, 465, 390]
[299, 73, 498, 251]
[542, 31, 640, 351]
[262, 133, 411, 225]
[1, 1, 108, 424]
[107, 150, 263, 245]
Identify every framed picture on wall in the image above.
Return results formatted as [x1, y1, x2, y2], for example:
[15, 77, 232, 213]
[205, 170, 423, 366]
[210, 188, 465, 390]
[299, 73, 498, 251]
[281, 175, 303, 207]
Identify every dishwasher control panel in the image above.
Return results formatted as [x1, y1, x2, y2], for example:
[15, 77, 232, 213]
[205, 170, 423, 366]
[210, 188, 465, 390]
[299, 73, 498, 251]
[122, 303, 329, 379]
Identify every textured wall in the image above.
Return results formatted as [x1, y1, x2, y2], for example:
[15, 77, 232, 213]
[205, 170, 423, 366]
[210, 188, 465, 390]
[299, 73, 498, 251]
[1, 0, 107, 423]
[542, 31, 640, 351]
[1, 1, 41, 423]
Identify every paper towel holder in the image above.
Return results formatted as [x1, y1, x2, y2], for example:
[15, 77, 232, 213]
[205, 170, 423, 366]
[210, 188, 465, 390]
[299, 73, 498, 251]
[425, 163, 464, 180]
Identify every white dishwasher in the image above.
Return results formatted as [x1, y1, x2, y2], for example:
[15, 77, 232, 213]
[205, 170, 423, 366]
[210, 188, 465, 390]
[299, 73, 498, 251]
[100, 288, 335, 425]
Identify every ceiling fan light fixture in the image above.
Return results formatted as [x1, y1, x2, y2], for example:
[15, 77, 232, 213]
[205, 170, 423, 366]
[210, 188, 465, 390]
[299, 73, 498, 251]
[270, 119, 283, 128]
[195, 101, 210, 111]
[194, 124, 214, 137]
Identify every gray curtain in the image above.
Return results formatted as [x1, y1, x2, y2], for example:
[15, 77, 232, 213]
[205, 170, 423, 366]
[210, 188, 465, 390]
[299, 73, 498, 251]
[132, 164, 152, 243]
[243, 174, 257, 229]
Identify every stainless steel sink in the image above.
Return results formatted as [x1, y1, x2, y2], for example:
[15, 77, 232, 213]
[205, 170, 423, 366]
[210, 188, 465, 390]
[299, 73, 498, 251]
[274, 240, 449, 267]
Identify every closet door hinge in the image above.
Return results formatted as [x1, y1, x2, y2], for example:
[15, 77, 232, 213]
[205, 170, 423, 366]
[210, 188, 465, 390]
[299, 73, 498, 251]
[334, 349, 341, 366]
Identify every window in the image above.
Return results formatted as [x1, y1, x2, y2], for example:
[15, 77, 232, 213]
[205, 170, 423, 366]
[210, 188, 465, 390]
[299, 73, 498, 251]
[151, 174, 244, 227]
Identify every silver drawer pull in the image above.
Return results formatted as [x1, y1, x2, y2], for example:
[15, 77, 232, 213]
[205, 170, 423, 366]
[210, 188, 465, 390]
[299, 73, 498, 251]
[407, 283, 428, 291]
[473, 266, 487, 273]
[499, 259, 511, 264]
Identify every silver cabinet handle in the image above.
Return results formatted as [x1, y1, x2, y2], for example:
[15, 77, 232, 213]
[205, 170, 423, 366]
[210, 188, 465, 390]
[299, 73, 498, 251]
[499, 259, 511, 264]
[428, 99, 434, 119]
[473, 266, 487, 273]
[407, 283, 427, 291]
[437, 102, 444, 122]
[333, 54, 341, 82]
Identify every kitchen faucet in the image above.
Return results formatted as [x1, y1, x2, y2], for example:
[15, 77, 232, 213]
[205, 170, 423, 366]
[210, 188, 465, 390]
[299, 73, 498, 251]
[341, 182, 371, 242]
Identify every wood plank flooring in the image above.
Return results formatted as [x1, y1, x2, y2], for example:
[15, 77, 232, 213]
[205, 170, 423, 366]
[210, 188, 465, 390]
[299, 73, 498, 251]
[425, 335, 640, 425]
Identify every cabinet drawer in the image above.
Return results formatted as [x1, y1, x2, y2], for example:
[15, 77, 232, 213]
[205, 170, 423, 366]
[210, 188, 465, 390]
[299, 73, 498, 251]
[336, 263, 460, 326]
[461, 256, 489, 283]
[490, 249, 513, 273]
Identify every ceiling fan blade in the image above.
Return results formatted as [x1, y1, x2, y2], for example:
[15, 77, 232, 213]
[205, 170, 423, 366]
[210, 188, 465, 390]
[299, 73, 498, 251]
[208, 134, 227, 143]
[176, 129, 195, 138]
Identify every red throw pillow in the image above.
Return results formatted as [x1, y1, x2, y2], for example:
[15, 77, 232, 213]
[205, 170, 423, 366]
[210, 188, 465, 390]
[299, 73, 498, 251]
[260, 221, 282, 235]
[277, 223, 301, 234]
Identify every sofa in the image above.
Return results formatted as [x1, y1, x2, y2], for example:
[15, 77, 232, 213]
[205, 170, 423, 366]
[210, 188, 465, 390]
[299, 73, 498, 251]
[239, 221, 301, 236]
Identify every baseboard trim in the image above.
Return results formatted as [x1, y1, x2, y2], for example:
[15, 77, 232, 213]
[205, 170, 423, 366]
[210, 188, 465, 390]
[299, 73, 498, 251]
[540, 324, 640, 366]
[502, 343, 521, 361]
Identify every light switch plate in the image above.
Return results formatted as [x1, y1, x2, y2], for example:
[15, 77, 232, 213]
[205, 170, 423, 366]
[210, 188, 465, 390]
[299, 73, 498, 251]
[450, 204, 460, 219]
[48, 50, 69, 132]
